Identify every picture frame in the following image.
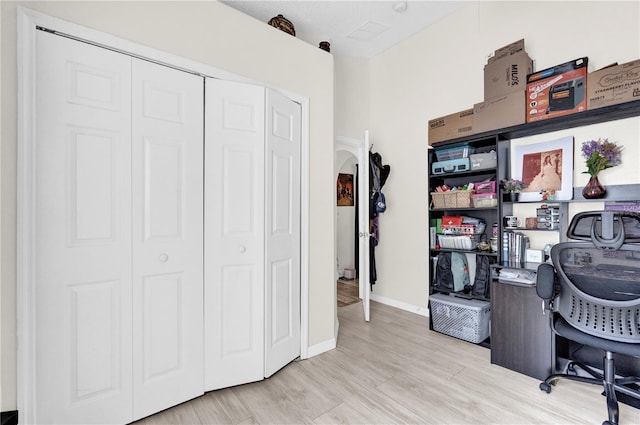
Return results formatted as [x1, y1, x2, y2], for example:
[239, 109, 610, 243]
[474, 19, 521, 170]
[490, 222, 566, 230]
[337, 173, 354, 206]
[513, 136, 574, 202]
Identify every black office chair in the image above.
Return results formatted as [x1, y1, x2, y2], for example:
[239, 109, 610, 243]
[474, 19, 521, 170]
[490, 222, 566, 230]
[536, 210, 640, 425]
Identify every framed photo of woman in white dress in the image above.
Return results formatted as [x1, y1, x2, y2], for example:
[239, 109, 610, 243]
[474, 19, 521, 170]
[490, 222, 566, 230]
[513, 136, 574, 201]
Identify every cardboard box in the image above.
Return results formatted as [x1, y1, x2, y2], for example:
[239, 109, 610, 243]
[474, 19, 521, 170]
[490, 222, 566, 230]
[473, 91, 525, 134]
[488, 39, 526, 63]
[588, 59, 640, 109]
[484, 40, 533, 99]
[428, 108, 474, 145]
[526, 57, 588, 123]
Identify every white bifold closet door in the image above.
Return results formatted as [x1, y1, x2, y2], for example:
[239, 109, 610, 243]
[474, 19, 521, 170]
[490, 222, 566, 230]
[264, 88, 302, 378]
[34, 30, 204, 424]
[204, 80, 301, 390]
[130, 57, 204, 421]
[204, 80, 266, 390]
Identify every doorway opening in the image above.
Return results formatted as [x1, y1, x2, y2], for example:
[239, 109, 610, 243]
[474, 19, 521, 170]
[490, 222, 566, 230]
[335, 134, 370, 321]
[336, 150, 359, 308]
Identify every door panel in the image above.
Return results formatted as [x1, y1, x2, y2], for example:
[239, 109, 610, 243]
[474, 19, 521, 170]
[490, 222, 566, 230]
[221, 266, 256, 352]
[222, 148, 256, 233]
[264, 89, 301, 378]
[35, 30, 134, 425]
[143, 137, 183, 239]
[141, 273, 182, 379]
[69, 280, 121, 401]
[131, 59, 204, 421]
[271, 259, 293, 344]
[204, 79, 266, 390]
[70, 128, 118, 242]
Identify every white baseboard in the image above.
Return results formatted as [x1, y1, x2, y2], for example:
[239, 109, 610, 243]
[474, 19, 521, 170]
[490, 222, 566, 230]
[370, 293, 430, 317]
[305, 336, 337, 358]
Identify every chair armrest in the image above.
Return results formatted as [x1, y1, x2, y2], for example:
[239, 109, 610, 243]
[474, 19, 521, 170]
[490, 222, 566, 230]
[536, 263, 555, 300]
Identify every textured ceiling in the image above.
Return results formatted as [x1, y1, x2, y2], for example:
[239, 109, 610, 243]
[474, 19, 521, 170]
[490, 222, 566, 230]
[221, 1, 471, 58]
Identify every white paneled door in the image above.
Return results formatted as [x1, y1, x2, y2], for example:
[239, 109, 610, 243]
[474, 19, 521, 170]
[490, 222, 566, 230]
[131, 59, 204, 421]
[34, 30, 204, 424]
[264, 89, 302, 377]
[35, 30, 134, 425]
[204, 82, 302, 388]
[204, 79, 266, 390]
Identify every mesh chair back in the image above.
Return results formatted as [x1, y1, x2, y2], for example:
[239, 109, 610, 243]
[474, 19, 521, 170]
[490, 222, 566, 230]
[551, 211, 640, 343]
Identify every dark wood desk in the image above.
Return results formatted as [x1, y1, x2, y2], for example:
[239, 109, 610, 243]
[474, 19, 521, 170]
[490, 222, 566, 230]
[490, 279, 555, 380]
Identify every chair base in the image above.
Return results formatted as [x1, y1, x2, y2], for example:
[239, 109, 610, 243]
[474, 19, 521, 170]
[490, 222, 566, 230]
[539, 352, 640, 425]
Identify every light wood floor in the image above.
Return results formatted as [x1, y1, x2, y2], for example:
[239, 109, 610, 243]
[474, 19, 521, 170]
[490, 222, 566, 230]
[135, 301, 639, 424]
[337, 279, 359, 307]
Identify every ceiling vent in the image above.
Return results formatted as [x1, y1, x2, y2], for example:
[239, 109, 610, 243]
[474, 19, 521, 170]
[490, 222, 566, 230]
[346, 21, 390, 42]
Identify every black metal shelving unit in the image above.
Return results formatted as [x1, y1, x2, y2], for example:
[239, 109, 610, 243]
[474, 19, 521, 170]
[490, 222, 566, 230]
[427, 99, 640, 347]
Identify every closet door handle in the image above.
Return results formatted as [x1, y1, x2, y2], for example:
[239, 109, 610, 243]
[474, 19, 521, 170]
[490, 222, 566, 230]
[239, 245, 246, 253]
[159, 253, 169, 262]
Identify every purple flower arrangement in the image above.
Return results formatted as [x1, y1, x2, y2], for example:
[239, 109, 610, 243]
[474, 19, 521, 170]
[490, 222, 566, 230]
[501, 179, 527, 192]
[581, 138, 622, 177]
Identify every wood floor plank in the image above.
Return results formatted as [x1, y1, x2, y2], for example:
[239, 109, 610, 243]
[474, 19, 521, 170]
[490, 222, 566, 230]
[336, 280, 360, 307]
[293, 346, 392, 404]
[190, 388, 253, 424]
[230, 375, 315, 424]
[136, 399, 201, 424]
[313, 383, 426, 425]
[135, 300, 640, 424]
[266, 360, 344, 419]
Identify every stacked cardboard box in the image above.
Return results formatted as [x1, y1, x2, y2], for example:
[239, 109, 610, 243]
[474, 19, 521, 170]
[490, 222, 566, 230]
[483, 39, 532, 99]
[526, 58, 588, 122]
[588, 59, 640, 109]
[428, 43, 640, 143]
[474, 39, 531, 133]
[428, 108, 474, 145]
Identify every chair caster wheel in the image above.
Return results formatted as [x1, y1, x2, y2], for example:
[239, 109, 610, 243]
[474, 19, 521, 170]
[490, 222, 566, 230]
[602, 421, 614, 425]
[539, 382, 552, 393]
[567, 363, 578, 376]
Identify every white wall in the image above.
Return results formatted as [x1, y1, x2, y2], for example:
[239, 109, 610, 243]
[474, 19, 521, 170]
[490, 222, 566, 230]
[1, 0, 335, 411]
[360, 1, 640, 311]
[334, 56, 370, 138]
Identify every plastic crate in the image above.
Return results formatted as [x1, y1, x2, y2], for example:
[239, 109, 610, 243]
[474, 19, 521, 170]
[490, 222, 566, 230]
[472, 193, 498, 208]
[430, 190, 474, 209]
[429, 293, 490, 343]
[437, 234, 478, 250]
[435, 145, 475, 161]
[469, 151, 497, 170]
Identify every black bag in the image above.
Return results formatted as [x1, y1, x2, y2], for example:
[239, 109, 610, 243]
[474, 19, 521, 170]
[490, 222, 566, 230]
[433, 253, 454, 291]
[370, 156, 387, 214]
[471, 255, 491, 298]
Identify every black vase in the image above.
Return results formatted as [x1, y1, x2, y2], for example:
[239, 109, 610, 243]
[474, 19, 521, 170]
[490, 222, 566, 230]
[508, 192, 520, 202]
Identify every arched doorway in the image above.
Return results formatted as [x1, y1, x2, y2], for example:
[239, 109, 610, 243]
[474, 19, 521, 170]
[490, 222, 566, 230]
[335, 134, 370, 322]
